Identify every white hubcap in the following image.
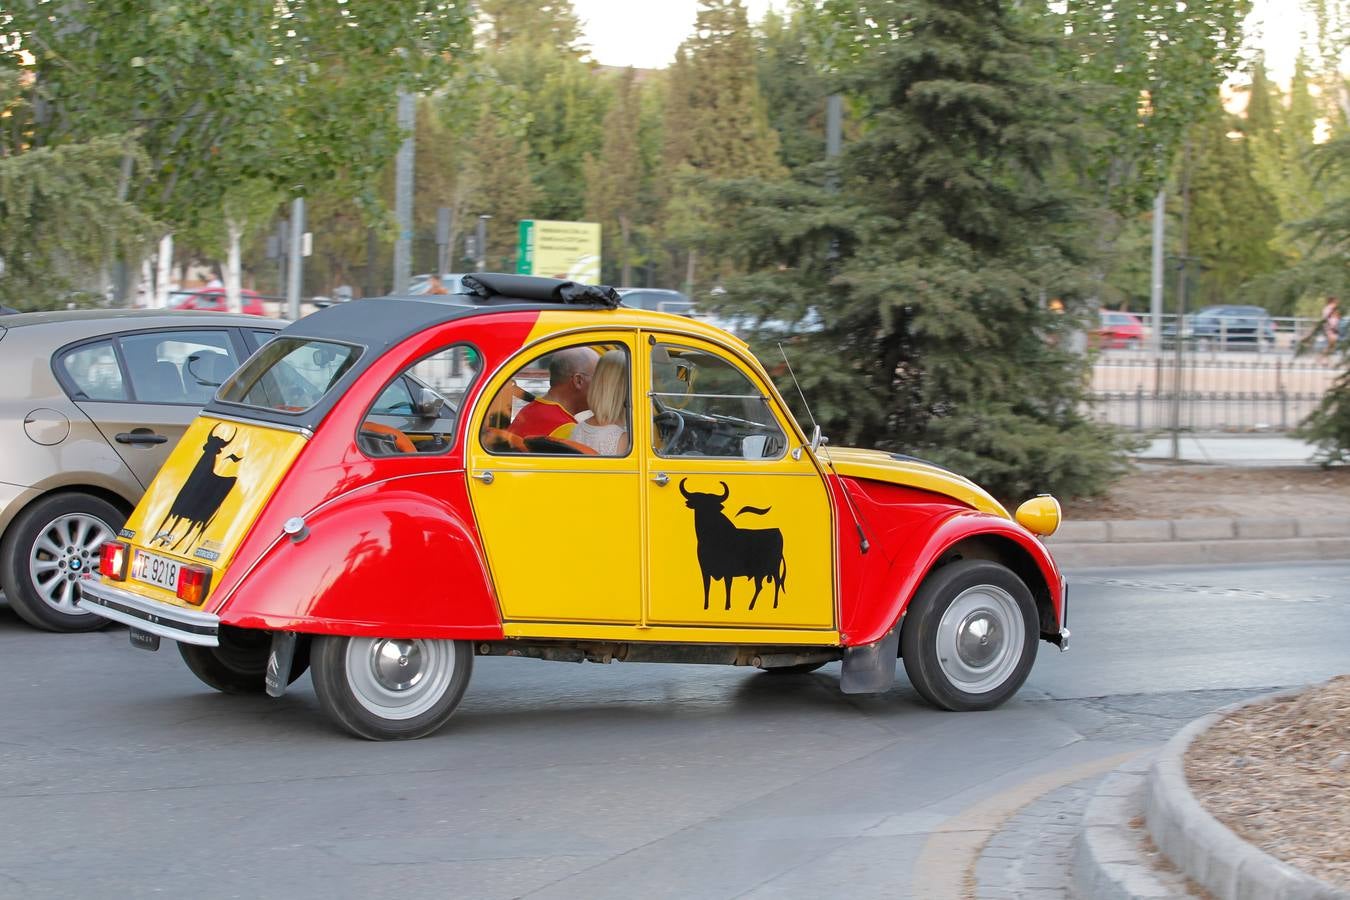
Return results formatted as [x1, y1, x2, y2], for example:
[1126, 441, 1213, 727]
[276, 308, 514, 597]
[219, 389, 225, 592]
[344, 638, 455, 720]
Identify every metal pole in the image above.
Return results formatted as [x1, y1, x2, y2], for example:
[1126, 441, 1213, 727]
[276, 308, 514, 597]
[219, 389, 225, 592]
[287, 197, 305, 321]
[1169, 140, 1192, 462]
[1150, 190, 1165, 354]
[392, 90, 415, 294]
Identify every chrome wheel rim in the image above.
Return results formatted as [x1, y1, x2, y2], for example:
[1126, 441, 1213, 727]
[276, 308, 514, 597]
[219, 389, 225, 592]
[344, 638, 455, 720]
[27, 512, 114, 615]
[934, 584, 1023, 694]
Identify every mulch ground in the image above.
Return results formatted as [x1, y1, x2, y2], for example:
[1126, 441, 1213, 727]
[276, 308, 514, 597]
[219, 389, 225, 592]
[1184, 676, 1350, 889]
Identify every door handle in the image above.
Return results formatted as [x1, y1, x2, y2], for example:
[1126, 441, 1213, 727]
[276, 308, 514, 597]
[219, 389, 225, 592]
[471, 471, 494, 484]
[651, 472, 669, 486]
[115, 431, 168, 445]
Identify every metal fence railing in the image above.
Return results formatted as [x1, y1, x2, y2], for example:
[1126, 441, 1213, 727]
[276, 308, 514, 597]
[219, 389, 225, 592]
[1087, 350, 1343, 433]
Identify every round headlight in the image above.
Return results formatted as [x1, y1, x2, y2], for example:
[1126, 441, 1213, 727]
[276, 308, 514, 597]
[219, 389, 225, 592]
[1015, 494, 1061, 537]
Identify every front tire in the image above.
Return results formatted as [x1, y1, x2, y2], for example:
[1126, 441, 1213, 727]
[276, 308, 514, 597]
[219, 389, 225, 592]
[179, 626, 310, 694]
[0, 492, 123, 632]
[310, 636, 472, 740]
[900, 560, 1037, 711]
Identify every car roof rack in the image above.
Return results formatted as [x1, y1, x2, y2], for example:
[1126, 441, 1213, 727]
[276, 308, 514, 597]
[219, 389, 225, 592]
[460, 273, 621, 309]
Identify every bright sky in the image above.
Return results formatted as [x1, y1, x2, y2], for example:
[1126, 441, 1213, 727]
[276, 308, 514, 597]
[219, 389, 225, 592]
[576, 0, 1320, 83]
[573, 0, 784, 68]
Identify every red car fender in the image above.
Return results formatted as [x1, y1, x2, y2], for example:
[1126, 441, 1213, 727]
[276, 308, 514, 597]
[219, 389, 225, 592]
[216, 475, 503, 639]
[842, 507, 1064, 648]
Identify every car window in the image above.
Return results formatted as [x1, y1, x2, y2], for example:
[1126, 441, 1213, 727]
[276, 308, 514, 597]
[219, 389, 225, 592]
[359, 345, 480, 457]
[650, 343, 786, 459]
[59, 340, 126, 401]
[219, 338, 361, 413]
[119, 329, 238, 404]
[480, 342, 631, 457]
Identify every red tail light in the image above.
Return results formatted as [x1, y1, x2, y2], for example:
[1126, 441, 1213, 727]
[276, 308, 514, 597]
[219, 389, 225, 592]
[176, 565, 212, 606]
[99, 542, 128, 580]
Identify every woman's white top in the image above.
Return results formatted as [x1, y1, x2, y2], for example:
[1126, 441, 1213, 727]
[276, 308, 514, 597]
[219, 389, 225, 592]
[571, 421, 626, 455]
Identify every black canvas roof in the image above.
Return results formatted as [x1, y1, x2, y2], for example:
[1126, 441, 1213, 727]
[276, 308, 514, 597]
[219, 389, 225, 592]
[202, 274, 619, 431]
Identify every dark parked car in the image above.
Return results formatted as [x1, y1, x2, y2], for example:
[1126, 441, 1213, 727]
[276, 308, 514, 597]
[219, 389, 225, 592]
[1189, 305, 1276, 348]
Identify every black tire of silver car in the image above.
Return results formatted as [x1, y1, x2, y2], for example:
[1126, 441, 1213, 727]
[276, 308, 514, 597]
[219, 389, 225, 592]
[0, 492, 124, 632]
[310, 635, 473, 741]
[178, 626, 311, 694]
[900, 560, 1038, 712]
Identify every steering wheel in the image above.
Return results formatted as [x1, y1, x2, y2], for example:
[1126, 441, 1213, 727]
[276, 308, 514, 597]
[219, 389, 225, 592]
[360, 421, 416, 454]
[654, 409, 687, 456]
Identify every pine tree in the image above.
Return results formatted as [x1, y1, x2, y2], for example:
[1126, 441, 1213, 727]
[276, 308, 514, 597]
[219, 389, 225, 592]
[1187, 98, 1282, 308]
[704, 0, 1130, 502]
[584, 69, 645, 285]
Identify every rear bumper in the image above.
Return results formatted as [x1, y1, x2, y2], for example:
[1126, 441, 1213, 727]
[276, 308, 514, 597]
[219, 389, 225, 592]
[77, 580, 220, 647]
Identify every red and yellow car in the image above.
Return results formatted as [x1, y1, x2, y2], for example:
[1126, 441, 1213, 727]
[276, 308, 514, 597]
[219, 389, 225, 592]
[79, 273, 1068, 740]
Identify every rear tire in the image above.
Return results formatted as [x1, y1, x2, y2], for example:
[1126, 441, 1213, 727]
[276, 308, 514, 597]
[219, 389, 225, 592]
[900, 560, 1037, 711]
[0, 492, 123, 632]
[178, 627, 310, 694]
[310, 635, 472, 740]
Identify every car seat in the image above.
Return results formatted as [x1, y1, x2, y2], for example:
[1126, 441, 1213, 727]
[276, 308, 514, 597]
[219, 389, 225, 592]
[141, 360, 186, 403]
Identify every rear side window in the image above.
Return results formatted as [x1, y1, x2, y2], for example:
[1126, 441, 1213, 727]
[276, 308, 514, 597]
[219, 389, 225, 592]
[220, 338, 361, 413]
[60, 340, 126, 400]
[119, 329, 239, 404]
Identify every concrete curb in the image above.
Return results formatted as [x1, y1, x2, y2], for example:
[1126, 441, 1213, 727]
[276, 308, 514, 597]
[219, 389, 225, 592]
[1144, 688, 1348, 900]
[1049, 516, 1350, 568]
[1071, 752, 1196, 900]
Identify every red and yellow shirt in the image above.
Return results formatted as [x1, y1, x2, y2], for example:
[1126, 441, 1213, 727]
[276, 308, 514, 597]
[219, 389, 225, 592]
[508, 398, 576, 439]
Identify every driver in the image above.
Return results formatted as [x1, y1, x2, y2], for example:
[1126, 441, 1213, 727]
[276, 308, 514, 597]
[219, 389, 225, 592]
[508, 346, 598, 440]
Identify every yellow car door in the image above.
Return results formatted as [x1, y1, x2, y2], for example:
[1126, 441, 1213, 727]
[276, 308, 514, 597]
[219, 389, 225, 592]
[641, 338, 836, 631]
[466, 333, 643, 625]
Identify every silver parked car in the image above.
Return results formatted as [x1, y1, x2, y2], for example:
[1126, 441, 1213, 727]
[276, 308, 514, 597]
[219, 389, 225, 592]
[0, 310, 284, 631]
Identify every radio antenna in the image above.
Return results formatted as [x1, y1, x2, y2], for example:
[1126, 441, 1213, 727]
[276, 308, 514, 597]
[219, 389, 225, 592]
[777, 343, 870, 554]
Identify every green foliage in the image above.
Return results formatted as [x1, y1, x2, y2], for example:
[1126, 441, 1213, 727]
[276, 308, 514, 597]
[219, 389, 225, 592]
[0, 135, 159, 308]
[584, 69, 645, 284]
[5, 1, 473, 245]
[704, 0, 1134, 502]
[1186, 101, 1283, 308]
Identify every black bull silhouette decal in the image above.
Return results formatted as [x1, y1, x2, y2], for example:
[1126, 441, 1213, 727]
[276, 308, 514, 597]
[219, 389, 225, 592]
[679, 479, 787, 611]
[153, 424, 243, 551]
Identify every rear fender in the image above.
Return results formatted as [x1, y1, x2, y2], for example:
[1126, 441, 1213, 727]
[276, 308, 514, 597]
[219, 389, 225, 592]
[845, 511, 1063, 648]
[217, 478, 503, 639]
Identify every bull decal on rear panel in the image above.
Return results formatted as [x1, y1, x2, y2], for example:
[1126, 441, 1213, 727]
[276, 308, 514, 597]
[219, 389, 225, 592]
[152, 423, 242, 552]
[679, 479, 787, 612]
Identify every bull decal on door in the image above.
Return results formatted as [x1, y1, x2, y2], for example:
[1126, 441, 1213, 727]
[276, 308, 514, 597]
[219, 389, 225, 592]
[152, 423, 243, 551]
[679, 479, 787, 612]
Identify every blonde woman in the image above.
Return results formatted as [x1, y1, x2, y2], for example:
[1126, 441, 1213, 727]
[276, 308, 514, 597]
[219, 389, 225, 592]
[571, 350, 629, 455]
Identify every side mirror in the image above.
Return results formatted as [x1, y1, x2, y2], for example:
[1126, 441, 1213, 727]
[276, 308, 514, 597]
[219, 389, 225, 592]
[810, 425, 824, 452]
[414, 388, 446, 419]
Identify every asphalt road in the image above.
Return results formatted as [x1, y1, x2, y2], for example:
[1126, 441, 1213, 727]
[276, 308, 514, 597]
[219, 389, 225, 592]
[2, 561, 1347, 899]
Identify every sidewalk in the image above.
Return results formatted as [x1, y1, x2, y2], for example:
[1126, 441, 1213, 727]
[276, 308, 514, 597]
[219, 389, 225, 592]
[1134, 433, 1318, 467]
[1050, 434, 1350, 568]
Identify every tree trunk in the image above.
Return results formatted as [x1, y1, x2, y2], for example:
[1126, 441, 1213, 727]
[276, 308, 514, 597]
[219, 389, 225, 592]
[619, 213, 632, 286]
[225, 216, 244, 314]
[685, 248, 697, 295]
[155, 234, 174, 309]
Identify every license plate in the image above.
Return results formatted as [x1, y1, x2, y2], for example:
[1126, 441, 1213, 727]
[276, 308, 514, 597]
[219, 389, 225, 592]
[130, 549, 180, 592]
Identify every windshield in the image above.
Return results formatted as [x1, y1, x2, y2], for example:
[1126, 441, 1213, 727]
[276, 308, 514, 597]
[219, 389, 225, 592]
[219, 338, 361, 413]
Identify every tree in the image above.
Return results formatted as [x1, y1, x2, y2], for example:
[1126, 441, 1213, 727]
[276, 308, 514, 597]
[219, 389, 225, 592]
[661, 0, 785, 290]
[585, 69, 645, 285]
[754, 8, 830, 173]
[4, 1, 474, 309]
[703, 0, 1131, 502]
[1186, 98, 1282, 308]
[0, 135, 158, 308]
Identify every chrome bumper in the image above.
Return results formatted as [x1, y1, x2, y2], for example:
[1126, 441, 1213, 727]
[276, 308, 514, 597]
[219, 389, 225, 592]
[77, 581, 220, 647]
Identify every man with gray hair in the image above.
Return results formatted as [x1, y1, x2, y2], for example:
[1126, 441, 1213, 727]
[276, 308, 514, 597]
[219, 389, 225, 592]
[508, 346, 599, 440]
